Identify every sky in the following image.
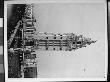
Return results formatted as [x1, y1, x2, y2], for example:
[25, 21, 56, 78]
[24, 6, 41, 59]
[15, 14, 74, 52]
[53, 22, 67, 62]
[32, 2, 107, 78]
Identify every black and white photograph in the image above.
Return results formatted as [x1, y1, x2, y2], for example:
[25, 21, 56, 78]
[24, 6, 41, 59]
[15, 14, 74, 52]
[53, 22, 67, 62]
[4, 0, 107, 81]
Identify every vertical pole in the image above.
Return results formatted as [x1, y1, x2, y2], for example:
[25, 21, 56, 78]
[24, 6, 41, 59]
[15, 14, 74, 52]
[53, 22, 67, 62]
[21, 22, 25, 78]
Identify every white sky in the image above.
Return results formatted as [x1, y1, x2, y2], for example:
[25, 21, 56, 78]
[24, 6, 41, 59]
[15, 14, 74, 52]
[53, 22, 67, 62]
[32, 2, 107, 78]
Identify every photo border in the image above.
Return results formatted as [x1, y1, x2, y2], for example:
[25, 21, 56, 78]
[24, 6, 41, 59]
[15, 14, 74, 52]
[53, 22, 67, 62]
[4, 0, 107, 82]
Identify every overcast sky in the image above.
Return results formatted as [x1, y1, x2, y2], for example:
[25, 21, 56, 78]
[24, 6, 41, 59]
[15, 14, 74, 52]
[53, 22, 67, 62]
[32, 2, 107, 78]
